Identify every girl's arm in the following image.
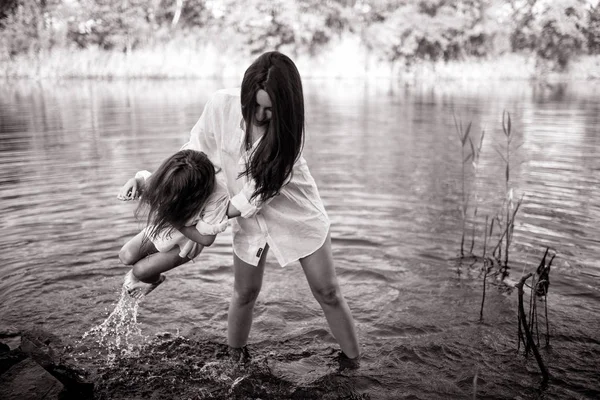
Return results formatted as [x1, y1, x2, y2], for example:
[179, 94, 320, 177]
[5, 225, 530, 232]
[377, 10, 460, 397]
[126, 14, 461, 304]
[117, 170, 151, 200]
[182, 189, 229, 244]
[179, 227, 217, 247]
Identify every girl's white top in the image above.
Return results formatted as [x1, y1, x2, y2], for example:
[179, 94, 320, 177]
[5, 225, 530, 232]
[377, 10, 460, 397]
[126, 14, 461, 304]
[182, 88, 330, 267]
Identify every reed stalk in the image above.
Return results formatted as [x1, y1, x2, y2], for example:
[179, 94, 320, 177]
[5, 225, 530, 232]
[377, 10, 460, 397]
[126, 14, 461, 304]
[454, 116, 485, 258]
[535, 248, 555, 347]
[493, 110, 521, 274]
[454, 115, 471, 257]
[491, 196, 523, 273]
[527, 273, 538, 353]
[479, 215, 489, 322]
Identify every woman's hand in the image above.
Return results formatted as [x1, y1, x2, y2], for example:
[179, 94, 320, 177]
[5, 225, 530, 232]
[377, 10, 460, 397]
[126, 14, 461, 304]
[180, 226, 217, 247]
[117, 177, 142, 201]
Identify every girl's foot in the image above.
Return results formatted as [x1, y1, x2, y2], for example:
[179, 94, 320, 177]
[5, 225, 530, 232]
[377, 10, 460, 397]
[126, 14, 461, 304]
[123, 270, 166, 299]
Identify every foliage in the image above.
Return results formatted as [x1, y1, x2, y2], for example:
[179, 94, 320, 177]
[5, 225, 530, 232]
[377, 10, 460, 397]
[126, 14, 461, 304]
[586, 2, 600, 54]
[212, 0, 355, 56]
[66, 0, 152, 51]
[363, 2, 476, 64]
[1, 0, 599, 71]
[0, 0, 64, 57]
[1, 0, 42, 56]
[533, 0, 588, 69]
[0, 0, 19, 28]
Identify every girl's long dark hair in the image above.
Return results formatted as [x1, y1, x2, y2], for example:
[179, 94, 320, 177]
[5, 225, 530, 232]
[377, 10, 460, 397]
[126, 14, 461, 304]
[135, 150, 215, 240]
[240, 51, 305, 202]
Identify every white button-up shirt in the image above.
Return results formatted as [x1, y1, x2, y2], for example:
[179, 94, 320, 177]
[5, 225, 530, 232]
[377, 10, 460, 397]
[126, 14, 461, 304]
[182, 88, 330, 267]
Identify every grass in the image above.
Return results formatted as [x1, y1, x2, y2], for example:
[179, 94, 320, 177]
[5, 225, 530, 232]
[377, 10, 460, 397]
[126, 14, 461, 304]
[2, 36, 600, 81]
[1, 42, 235, 80]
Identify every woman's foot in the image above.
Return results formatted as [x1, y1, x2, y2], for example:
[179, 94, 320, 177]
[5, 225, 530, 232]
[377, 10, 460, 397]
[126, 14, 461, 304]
[123, 270, 166, 299]
[229, 345, 251, 364]
[334, 351, 361, 371]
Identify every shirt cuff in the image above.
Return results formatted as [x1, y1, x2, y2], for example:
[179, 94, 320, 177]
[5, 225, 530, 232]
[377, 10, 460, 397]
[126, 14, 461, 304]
[134, 170, 152, 183]
[230, 192, 258, 218]
[195, 219, 228, 235]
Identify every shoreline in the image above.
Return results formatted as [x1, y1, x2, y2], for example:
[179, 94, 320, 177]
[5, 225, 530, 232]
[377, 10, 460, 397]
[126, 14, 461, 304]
[2, 41, 599, 82]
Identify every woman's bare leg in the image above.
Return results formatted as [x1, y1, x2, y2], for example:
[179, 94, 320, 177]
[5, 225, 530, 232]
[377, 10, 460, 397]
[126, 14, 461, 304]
[227, 246, 269, 348]
[300, 232, 360, 359]
[119, 230, 193, 282]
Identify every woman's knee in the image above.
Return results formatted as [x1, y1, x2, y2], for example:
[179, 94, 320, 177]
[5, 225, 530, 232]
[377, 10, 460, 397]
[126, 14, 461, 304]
[233, 284, 262, 307]
[313, 284, 342, 307]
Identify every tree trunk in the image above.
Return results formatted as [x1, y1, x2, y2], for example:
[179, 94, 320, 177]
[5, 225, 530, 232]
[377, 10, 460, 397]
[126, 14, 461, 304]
[172, 0, 184, 28]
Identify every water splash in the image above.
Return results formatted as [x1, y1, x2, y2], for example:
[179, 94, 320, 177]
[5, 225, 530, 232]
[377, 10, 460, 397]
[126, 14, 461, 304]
[81, 288, 148, 362]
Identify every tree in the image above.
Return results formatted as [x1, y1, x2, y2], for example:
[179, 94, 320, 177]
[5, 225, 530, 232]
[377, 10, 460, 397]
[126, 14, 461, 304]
[363, 1, 479, 66]
[534, 0, 587, 69]
[66, 0, 152, 51]
[0, 0, 61, 56]
[0, 0, 20, 28]
[213, 0, 354, 56]
[586, 2, 600, 54]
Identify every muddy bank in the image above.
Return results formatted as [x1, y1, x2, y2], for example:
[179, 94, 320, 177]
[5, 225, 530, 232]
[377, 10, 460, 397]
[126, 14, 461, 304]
[0, 327, 368, 400]
[93, 333, 368, 399]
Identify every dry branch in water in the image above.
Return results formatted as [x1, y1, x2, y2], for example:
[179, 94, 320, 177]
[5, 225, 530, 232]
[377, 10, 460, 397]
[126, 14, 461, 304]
[516, 273, 550, 384]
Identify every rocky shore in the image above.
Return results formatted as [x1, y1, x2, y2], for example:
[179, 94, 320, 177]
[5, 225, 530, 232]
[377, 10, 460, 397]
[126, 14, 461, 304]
[0, 327, 93, 400]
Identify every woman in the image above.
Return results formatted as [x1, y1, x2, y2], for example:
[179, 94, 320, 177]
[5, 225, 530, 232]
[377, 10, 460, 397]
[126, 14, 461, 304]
[121, 51, 360, 367]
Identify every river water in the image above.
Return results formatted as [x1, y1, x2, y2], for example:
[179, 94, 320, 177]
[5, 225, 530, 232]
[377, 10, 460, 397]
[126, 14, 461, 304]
[0, 79, 598, 399]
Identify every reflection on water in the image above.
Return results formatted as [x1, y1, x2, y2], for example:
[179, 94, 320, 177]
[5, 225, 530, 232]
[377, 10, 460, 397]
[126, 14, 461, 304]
[0, 79, 599, 399]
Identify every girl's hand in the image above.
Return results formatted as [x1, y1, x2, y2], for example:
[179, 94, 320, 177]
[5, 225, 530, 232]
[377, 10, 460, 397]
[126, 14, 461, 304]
[117, 177, 141, 201]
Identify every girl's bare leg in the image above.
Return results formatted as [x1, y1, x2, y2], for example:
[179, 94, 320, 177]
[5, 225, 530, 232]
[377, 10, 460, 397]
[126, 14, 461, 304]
[119, 230, 193, 282]
[300, 231, 360, 359]
[227, 246, 269, 348]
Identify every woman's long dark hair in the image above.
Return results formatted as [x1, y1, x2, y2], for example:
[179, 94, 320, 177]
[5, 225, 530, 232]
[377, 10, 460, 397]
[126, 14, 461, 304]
[135, 150, 215, 240]
[240, 51, 305, 202]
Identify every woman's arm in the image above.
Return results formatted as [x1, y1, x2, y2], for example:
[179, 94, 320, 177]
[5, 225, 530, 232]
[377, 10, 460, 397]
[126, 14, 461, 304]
[228, 178, 276, 218]
[227, 202, 242, 218]
[180, 96, 220, 168]
[229, 169, 288, 218]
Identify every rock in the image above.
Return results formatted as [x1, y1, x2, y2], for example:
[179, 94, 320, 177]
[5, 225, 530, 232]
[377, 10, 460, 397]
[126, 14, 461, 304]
[0, 348, 27, 376]
[19, 336, 55, 369]
[19, 329, 63, 369]
[0, 325, 20, 338]
[0, 358, 64, 400]
[47, 364, 94, 400]
[0, 342, 9, 353]
[4, 329, 94, 399]
[0, 325, 21, 351]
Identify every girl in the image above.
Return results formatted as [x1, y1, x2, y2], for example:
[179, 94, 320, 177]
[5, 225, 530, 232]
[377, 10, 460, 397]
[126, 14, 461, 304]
[117, 149, 229, 299]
